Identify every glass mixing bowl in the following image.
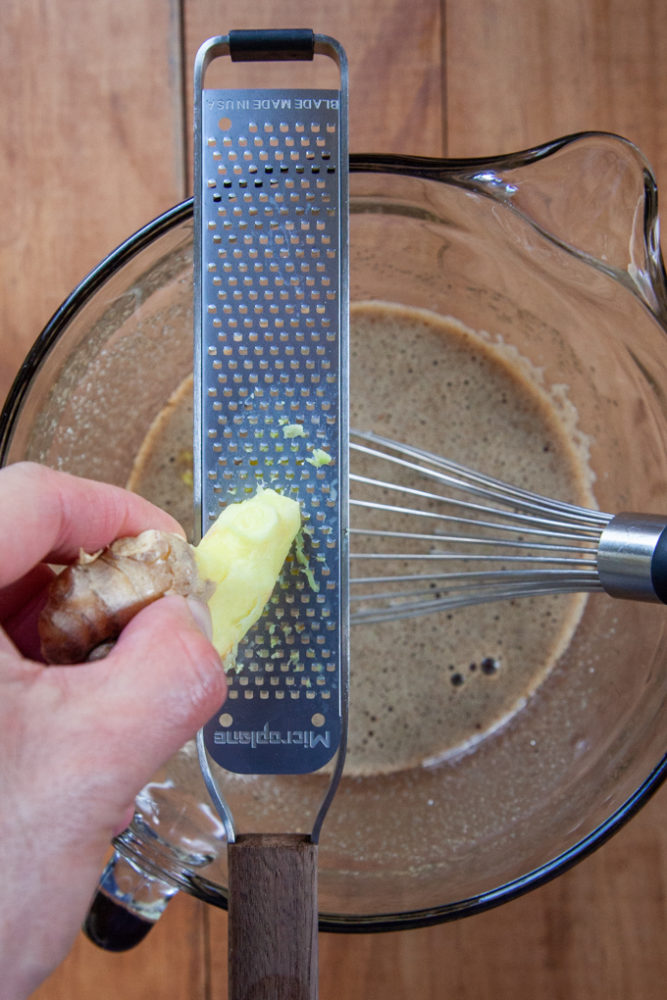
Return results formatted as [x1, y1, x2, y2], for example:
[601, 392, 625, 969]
[2, 133, 667, 940]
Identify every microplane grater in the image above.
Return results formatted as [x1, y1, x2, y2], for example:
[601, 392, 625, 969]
[193, 32, 349, 776]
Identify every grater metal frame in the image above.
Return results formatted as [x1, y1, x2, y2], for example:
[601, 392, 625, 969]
[193, 31, 349, 835]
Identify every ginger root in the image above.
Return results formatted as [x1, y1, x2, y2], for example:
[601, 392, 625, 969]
[38, 489, 301, 665]
[39, 530, 211, 664]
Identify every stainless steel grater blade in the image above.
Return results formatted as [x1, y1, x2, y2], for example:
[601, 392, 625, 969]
[193, 32, 349, 778]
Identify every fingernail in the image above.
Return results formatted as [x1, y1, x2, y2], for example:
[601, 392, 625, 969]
[186, 597, 213, 642]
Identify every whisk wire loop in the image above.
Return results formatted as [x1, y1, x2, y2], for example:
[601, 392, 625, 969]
[351, 432, 611, 527]
[347, 429, 665, 624]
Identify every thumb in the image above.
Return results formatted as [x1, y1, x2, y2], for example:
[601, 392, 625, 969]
[89, 594, 227, 788]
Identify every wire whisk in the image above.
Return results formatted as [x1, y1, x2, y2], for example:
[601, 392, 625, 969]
[348, 430, 667, 625]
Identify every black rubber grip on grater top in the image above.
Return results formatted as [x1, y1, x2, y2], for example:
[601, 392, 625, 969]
[229, 29, 315, 61]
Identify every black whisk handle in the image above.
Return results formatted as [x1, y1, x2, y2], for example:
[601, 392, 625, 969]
[650, 524, 667, 602]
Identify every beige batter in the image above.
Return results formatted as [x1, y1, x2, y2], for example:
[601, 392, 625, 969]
[128, 301, 591, 776]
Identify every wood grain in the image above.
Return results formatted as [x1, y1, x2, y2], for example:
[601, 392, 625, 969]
[445, 0, 667, 190]
[0, 0, 186, 403]
[2, 1, 667, 999]
[228, 835, 318, 1000]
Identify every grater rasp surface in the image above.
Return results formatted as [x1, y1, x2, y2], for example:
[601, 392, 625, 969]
[194, 40, 348, 775]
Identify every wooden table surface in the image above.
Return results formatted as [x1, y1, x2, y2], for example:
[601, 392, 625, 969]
[2, 1, 667, 997]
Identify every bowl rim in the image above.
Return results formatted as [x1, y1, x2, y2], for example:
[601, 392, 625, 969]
[2, 184, 666, 932]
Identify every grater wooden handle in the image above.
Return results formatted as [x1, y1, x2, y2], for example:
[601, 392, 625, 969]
[228, 833, 318, 1000]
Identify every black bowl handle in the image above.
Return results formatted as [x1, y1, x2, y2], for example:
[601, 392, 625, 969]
[83, 849, 179, 951]
[84, 890, 156, 951]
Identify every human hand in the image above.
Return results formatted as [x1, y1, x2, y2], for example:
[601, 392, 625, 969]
[0, 462, 226, 1000]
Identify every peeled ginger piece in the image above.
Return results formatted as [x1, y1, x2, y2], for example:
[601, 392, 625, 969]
[195, 488, 301, 658]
